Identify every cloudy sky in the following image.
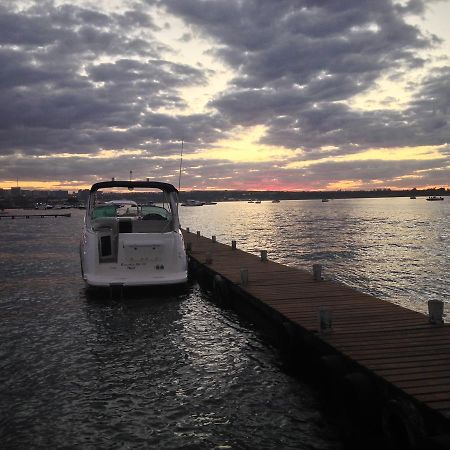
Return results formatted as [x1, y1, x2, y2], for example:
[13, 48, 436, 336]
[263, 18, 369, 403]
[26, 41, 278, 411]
[1, 0, 449, 191]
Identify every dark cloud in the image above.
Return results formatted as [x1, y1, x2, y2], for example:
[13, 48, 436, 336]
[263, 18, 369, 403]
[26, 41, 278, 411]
[165, 0, 450, 160]
[0, 1, 228, 161]
[165, 0, 432, 87]
[0, 0, 449, 189]
[1, 147, 449, 191]
[259, 66, 450, 153]
[176, 155, 450, 190]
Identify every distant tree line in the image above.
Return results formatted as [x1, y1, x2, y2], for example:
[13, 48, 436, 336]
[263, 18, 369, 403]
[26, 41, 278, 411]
[1, 187, 448, 209]
[176, 187, 448, 202]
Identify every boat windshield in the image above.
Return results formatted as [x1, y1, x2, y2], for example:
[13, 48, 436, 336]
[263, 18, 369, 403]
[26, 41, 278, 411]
[92, 203, 171, 220]
[92, 204, 117, 219]
[141, 205, 172, 220]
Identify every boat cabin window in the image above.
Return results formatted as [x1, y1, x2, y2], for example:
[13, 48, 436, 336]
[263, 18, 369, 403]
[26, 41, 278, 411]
[140, 205, 171, 221]
[92, 204, 116, 219]
[92, 204, 171, 220]
[89, 187, 178, 234]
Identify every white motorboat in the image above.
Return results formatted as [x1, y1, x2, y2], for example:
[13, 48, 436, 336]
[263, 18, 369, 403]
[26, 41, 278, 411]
[80, 180, 188, 288]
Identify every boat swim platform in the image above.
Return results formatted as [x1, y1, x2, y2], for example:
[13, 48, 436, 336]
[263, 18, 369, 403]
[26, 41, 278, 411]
[183, 229, 450, 447]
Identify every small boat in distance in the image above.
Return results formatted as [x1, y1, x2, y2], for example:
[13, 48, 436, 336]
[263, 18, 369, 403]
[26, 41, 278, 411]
[426, 196, 444, 201]
[255, 200, 261, 204]
[181, 199, 204, 207]
[410, 196, 416, 199]
[80, 180, 187, 288]
[321, 198, 329, 202]
[272, 199, 280, 203]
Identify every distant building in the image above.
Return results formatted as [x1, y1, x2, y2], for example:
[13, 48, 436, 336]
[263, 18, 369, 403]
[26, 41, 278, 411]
[77, 189, 89, 203]
[10, 186, 21, 197]
[50, 190, 69, 199]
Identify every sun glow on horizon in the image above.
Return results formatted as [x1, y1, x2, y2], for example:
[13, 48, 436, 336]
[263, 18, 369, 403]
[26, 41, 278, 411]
[191, 125, 298, 163]
[286, 144, 447, 170]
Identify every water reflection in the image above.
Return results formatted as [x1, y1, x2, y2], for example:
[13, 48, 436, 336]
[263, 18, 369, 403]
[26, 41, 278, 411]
[0, 211, 340, 449]
[3, 197, 447, 448]
[181, 197, 450, 314]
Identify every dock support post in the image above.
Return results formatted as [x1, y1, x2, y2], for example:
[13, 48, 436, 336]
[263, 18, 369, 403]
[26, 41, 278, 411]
[260, 250, 268, 262]
[212, 235, 216, 243]
[313, 264, 323, 281]
[232, 240, 237, 250]
[319, 308, 332, 333]
[186, 227, 190, 233]
[240, 268, 248, 286]
[428, 300, 444, 324]
[205, 252, 213, 264]
[196, 231, 200, 237]
[213, 274, 231, 307]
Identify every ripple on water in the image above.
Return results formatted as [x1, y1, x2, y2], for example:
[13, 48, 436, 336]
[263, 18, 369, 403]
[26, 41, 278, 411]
[6, 198, 449, 448]
[0, 252, 341, 450]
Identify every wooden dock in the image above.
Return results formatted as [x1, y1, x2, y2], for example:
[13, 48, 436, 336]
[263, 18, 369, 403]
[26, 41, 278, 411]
[183, 229, 450, 448]
[0, 213, 71, 219]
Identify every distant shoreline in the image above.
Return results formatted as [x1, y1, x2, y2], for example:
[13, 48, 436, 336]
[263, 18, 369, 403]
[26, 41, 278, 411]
[1, 188, 447, 209]
[175, 188, 448, 203]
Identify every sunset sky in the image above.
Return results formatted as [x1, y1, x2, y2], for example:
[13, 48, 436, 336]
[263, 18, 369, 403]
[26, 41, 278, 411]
[1, 0, 449, 191]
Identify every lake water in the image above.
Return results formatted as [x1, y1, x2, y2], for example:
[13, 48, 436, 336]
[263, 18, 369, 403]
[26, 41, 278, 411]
[181, 197, 450, 315]
[0, 197, 448, 449]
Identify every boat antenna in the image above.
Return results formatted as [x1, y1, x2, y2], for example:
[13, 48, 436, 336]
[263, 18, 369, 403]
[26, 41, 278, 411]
[178, 140, 184, 191]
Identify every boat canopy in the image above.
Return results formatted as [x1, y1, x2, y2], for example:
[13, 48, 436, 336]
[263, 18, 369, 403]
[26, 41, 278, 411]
[89, 181, 178, 194]
[85, 180, 181, 231]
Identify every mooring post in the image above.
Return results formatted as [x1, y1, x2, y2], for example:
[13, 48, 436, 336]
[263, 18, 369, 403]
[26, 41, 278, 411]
[319, 308, 332, 333]
[240, 268, 248, 286]
[196, 231, 200, 237]
[260, 250, 268, 262]
[428, 300, 444, 324]
[186, 227, 190, 233]
[313, 264, 323, 281]
[212, 235, 216, 243]
[232, 240, 237, 250]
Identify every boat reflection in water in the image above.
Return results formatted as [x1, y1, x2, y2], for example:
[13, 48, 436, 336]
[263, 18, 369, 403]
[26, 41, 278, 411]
[80, 180, 187, 289]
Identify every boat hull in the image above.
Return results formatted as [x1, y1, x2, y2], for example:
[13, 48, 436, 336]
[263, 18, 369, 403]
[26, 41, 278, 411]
[81, 229, 188, 287]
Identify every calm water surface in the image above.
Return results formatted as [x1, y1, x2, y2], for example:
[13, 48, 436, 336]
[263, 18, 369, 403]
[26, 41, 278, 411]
[181, 197, 450, 315]
[0, 208, 340, 449]
[1, 197, 448, 448]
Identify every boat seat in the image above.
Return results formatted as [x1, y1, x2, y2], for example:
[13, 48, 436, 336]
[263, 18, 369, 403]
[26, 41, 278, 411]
[132, 219, 172, 233]
[92, 218, 117, 231]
